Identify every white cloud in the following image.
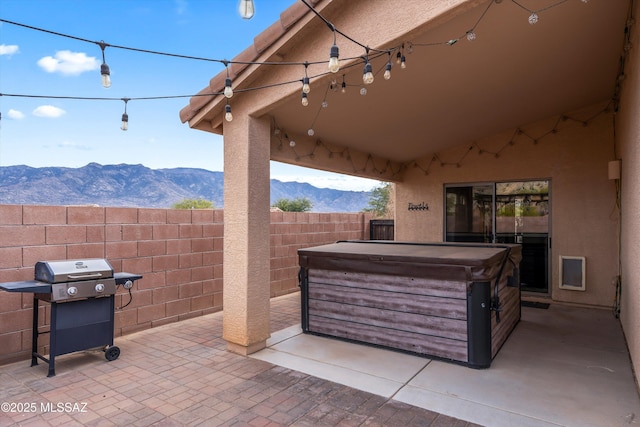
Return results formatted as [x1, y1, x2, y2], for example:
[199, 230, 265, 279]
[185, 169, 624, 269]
[37, 50, 99, 75]
[33, 105, 66, 118]
[0, 44, 19, 56]
[58, 141, 91, 151]
[272, 174, 380, 192]
[175, 0, 188, 15]
[7, 109, 25, 119]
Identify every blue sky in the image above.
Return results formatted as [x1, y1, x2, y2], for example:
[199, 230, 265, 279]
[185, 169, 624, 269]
[0, 0, 380, 191]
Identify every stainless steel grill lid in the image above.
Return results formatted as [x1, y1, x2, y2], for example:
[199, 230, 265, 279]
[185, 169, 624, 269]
[34, 259, 114, 284]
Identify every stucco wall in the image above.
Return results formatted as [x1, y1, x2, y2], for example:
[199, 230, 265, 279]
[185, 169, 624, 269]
[0, 205, 371, 365]
[395, 103, 619, 308]
[616, 0, 640, 387]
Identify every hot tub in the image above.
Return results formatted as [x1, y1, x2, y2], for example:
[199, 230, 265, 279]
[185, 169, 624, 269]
[298, 240, 522, 368]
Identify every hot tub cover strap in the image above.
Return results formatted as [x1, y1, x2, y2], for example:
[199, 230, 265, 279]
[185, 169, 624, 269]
[490, 246, 512, 323]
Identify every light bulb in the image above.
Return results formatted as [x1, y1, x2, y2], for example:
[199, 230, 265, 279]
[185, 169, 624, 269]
[120, 113, 128, 131]
[341, 81, 346, 93]
[384, 62, 392, 80]
[328, 44, 340, 73]
[360, 87, 367, 96]
[225, 104, 233, 122]
[307, 128, 314, 136]
[400, 55, 406, 69]
[301, 92, 309, 107]
[363, 62, 374, 85]
[101, 63, 111, 88]
[322, 101, 328, 108]
[528, 12, 539, 25]
[289, 140, 296, 147]
[224, 78, 233, 98]
[302, 77, 310, 94]
[466, 31, 476, 41]
[238, 0, 254, 19]
[396, 51, 402, 64]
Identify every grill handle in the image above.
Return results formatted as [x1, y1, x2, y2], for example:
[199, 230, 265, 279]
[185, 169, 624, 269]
[67, 272, 104, 280]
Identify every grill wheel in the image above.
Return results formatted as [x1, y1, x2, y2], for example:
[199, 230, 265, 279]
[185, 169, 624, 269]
[104, 346, 120, 361]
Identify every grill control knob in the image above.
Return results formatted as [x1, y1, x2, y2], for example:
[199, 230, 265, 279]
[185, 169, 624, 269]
[67, 286, 78, 296]
[95, 283, 105, 293]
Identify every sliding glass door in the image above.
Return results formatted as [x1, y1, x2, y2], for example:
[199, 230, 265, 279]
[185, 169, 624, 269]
[445, 181, 550, 293]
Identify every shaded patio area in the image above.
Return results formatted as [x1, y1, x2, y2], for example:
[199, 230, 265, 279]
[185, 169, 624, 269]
[1, 292, 638, 426]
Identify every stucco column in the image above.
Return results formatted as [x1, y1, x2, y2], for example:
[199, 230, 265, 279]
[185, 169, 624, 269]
[222, 114, 271, 355]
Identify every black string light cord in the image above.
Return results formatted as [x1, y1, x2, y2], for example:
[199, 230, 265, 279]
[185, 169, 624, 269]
[0, 0, 593, 127]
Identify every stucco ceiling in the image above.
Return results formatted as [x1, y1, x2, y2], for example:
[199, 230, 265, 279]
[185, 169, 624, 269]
[263, 0, 628, 165]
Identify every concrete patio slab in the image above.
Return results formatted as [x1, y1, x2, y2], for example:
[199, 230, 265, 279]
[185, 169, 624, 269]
[252, 299, 640, 427]
[253, 331, 430, 398]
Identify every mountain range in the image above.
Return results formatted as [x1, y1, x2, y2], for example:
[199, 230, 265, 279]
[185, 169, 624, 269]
[0, 163, 372, 212]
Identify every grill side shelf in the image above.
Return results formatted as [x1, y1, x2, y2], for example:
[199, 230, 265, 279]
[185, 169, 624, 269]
[114, 272, 143, 286]
[0, 280, 51, 294]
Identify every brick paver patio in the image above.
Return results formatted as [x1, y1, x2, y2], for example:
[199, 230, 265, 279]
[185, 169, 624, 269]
[0, 293, 478, 426]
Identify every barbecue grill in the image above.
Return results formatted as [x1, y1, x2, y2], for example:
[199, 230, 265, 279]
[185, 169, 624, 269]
[0, 259, 142, 377]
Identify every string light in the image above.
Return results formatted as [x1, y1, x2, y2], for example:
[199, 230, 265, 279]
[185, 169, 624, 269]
[98, 41, 111, 88]
[223, 63, 234, 98]
[238, 0, 255, 19]
[302, 62, 311, 94]
[328, 26, 340, 73]
[301, 91, 309, 106]
[384, 52, 392, 80]
[362, 52, 374, 84]
[225, 102, 233, 122]
[120, 98, 129, 131]
[412, 103, 612, 174]
[0, 0, 601, 132]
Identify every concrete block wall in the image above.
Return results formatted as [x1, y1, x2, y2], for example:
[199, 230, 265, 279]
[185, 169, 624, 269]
[0, 205, 371, 365]
[270, 211, 372, 296]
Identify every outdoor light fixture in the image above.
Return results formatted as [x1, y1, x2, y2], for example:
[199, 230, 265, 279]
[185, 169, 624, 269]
[400, 54, 407, 69]
[99, 41, 111, 88]
[120, 98, 129, 131]
[301, 92, 309, 107]
[362, 60, 374, 85]
[224, 77, 233, 98]
[328, 27, 340, 73]
[302, 77, 310, 94]
[384, 53, 392, 80]
[225, 103, 233, 122]
[341, 77, 346, 94]
[302, 62, 310, 93]
[238, 0, 255, 19]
